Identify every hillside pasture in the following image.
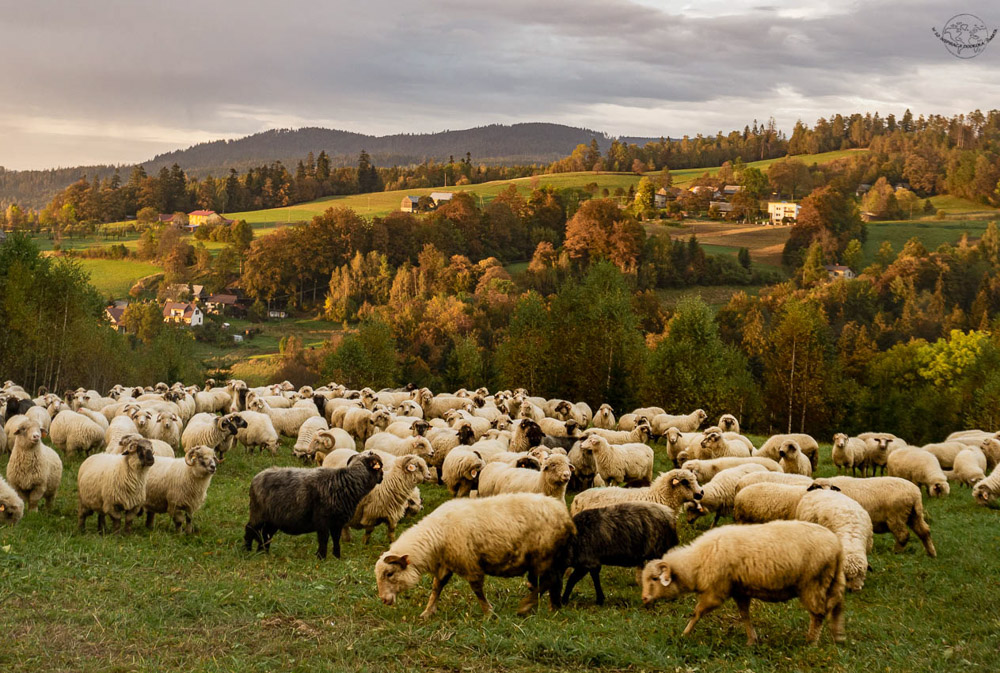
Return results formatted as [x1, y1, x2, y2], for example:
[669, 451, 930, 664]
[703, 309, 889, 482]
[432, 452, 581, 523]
[0, 435, 996, 672]
[75, 258, 163, 297]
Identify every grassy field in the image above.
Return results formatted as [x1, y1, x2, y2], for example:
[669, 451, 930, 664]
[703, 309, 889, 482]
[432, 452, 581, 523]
[75, 258, 163, 297]
[1, 434, 996, 672]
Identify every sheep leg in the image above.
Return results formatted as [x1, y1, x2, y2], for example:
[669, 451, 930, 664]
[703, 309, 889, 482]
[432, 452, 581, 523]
[734, 595, 757, 645]
[517, 573, 540, 616]
[590, 569, 605, 606]
[682, 594, 722, 636]
[146, 511, 156, 529]
[468, 577, 493, 617]
[315, 525, 330, 559]
[78, 507, 92, 533]
[25, 486, 45, 512]
[419, 571, 453, 619]
[171, 510, 186, 533]
[122, 509, 136, 534]
[711, 511, 722, 528]
[386, 521, 397, 543]
[362, 527, 373, 545]
[907, 511, 936, 558]
[243, 523, 258, 551]
[561, 567, 588, 604]
[97, 513, 108, 534]
[806, 611, 827, 644]
[828, 599, 846, 643]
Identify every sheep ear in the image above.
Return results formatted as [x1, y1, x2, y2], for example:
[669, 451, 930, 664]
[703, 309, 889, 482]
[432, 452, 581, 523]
[384, 554, 409, 568]
[184, 450, 197, 466]
[807, 483, 822, 491]
[830, 485, 841, 492]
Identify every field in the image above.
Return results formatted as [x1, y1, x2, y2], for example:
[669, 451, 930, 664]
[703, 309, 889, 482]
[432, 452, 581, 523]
[74, 258, 163, 297]
[1, 435, 997, 673]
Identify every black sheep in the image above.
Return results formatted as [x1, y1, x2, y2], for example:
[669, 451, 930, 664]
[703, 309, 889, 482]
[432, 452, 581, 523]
[562, 502, 678, 605]
[244, 451, 384, 559]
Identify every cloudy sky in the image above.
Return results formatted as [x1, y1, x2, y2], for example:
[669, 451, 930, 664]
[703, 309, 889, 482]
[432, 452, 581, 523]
[0, 0, 997, 169]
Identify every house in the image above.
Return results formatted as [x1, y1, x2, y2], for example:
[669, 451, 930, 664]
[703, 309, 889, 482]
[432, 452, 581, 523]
[689, 185, 718, 197]
[158, 214, 179, 225]
[824, 264, 856, 280]
[722, 185, 742, 196]
[400, 196, 420, 213]
[267, 309, 287, 320]
[767, 201, 800, 224]
[162, 301, 204, 327]
[855, 184, 872, 197]
[187, 210, 218, 228]
[204, 293, 242, 316]
[163, 283, 207, 303]
[105, 306, 127, 333]
[709, 200, 734, 214]
[429, 192, 453, 206]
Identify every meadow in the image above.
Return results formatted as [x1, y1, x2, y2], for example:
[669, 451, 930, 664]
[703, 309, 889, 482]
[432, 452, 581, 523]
[1, 435, 997, 673]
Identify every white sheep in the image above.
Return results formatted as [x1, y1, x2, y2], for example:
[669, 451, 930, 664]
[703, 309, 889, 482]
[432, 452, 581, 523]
[857, 432, 905, 475]
[592, 403, 616, 429]
[181, 413, 240, 455]
[887, 448, 951, 497]
[755, 433, 820, 471]
[578, 434, 653, 486]
[364, 433, 435, 462]
[77, 435, 156, 533]
[476, 453, 573, 502]
[441, 447, 486, 497]
[0, 474, 24, 526]
[692, 430, 751, 460]
[681, 457, 781, 484]
[717, 414, 740, 434]
[733, 482, 808, 523]
[795, 486, 873, 592]
[735, 471, 814, 493]
[49, 409, 105, 455]
[345, 454, 431, 544]
[946, 447, 987, 487]
[831, 433, 867, 476]
[146, 412, 182, 450]
[143, 446, 218, 533]
[972, 464, 1000, 506]
[293, 415, 330, 459]
[777, 440, 813, 476]
[921, 441, 968, 470]
[683, 463, 768, 527]
[249, 397, 319, 437]
[6, 417, 62, 511]
[650, 409, 707, 435]
[309, 428, 357, 464]
[321, 447, 361, 469]
[570, 469, 703, 515]
[583, 423, 652, 446]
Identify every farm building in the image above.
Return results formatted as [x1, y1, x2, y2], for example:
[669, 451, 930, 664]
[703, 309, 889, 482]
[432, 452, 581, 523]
[722, 185, 742, 195]
[767, 201, 800, 224]
[187, 210, 217, 228]
[824, 264, 856, 280]
[430, 192, 453, 206]
[105, 306, 127, 333]
[204, 293, 245, 317]
[400, 196, 420, 213]
[162, 301, 203, 327]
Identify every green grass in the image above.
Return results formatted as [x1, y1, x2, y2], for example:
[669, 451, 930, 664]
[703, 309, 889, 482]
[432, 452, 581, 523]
[75, 258, 163, 297]
[2, 434, 996, 672]
[863, 219, 993, 265]
[656, 285, 764, 308]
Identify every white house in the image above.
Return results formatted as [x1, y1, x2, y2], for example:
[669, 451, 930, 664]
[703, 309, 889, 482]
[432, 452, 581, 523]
[162, 302, 203, 327]
[767, 201, 800, 224]
[824, 264, 856, 280]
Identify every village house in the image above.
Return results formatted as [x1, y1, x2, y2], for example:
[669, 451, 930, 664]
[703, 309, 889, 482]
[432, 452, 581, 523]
[187, 210, 217, 228]
[162, 301, 204, 327]
[400, 196, 420, 213]
[824, 264, 856, 280]
[105, 306, 127, 333]
[429, 192, 453, 206]
[767, 201, 800, 224]
[204, 293, 246, 317]
[722, 185, 742, 196]
[163, 283, 207, 303]
[709, 200, 734, 214]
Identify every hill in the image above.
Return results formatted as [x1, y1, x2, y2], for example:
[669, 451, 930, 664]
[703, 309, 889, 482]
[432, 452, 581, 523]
[143, 123, 616, 176]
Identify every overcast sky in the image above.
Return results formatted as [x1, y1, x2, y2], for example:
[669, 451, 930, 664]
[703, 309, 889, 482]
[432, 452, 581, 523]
[1, 0, 997, 169]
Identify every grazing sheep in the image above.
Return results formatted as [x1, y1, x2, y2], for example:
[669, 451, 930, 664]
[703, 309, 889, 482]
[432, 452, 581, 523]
[592, 404, 616, 429]
[683, 464, 769, 527]
[181, 413, 240, 455]
[650, 409, 707, 436]
[77, 436, 156, 533]
[364, 433, 435, 462]
[832, 433, 867, 476]
[681, 457, 782, 484]
[309, 428, 357, 464]
[718, 414, 740, 434]
[888, 448, 951, 497]
[640, 521, 846, 645]
[755, 434, 820, 471]
[425, 425, 476, 479]
[375, 493, 575, 618]
[921, 442, 968, 470]
[733, 483, 808, 524]
[796, 486, 874, 592]
[144, 446, 218, 533]
[583, 423, 652, 446]
[244, 452, 384, 559]
[441, 447, 486, 498]
[694, 430, 752, 460]
[0, 474, 24, 526]
[978, 438, 1000, 471]
[735, 471, 814, 493]
[563, 502, 679, 605]
[345, 454, 431, 544]
[49, 409, 105, 455]
[972, 464, 1000, 506]
[808, 477, 936, 557]
[249, 398, 320, 438]
[570, 469, 703, 515]
[6, 418, 62, 512]
[778, 440, 813, 477]
[578, 434, 653, 487]
[477, 454, 573, 501]
[293, 415, 330, 459]
[946, 448, 987, 487]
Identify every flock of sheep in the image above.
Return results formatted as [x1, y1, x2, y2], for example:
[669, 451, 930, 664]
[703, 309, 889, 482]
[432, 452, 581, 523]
[2, 379, 998, 645]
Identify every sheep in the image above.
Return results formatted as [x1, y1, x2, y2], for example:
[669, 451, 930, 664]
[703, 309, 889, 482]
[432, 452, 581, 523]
[244, 451, 384, 559]
[345, 454, 431, 544]
[808, 477, 936, 557]
[972, 464, 1000, 506]
[422, 394, 472, 420]
[640, 520, 846, 645]
[374, 492, 575, 618]
[570, 469, 703, 515]
[755, 434, 820, 471]
[796, 486, 873, 592]
[583, 423, 652, 446]
[650, 409, 707, 436]
[618, 406, 665, 431]
[692, 430, 752, 460]
[571, 402, 593, 427]
[563, 502, 679, 605]
[592, 404, 616, 429]
[578, 434, 653, 487]
[946, 448, 987, 487]
[476, 453, 573, 501]
[887, 448, 951, 497]
[858, 432, 905, 475]
[143, 446, 218, 533]
[664, 428, 700, 466]
[249, 397, 319, 437]
[733, 483, 808, 523]
[832, 433, 867, 476]
[309, 428, 357, 464]
[364, 433, 435, 462]
[49, 409, 105, 455]
[6, 417, 62, 512]
[718, 414, 740, 434]
[0, 474, 24, 526]
[681, 457, 782, 484]
[180, 413, 240, 456]
[507, 418, 545, 452]
[321, 448, 361, 469]
[538, 417, 581, 441]
[77, 435, 156, 533]
[425, 425, 476, 479]
[978, 438, 1000, 471]
[921, 442, 968, 470]
[441, 447, 486, 497]
[385, 418, 431, 439]
[294, 415, 330, 459]
[568, 440, 598, 491]
[683, 464, 769, 527]
[735, 471, 814, 493]
[336, 407, 385, 444]
[395, 399, 423, 418]
[105, 414, 140, 452]
[144, 412, 182, 450]
[778, 440, 813, 476]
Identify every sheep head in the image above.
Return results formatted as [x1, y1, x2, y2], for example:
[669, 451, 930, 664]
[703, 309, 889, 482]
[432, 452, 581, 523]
[641, 559, 683, 605]
[457, 424, 476, 446]
[185, 446, 218, 476]
[12, 418, 42, 445]
[542, 454, 573, 485]
[375, 552, 421, 606]
[120, 435, 156, 468]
